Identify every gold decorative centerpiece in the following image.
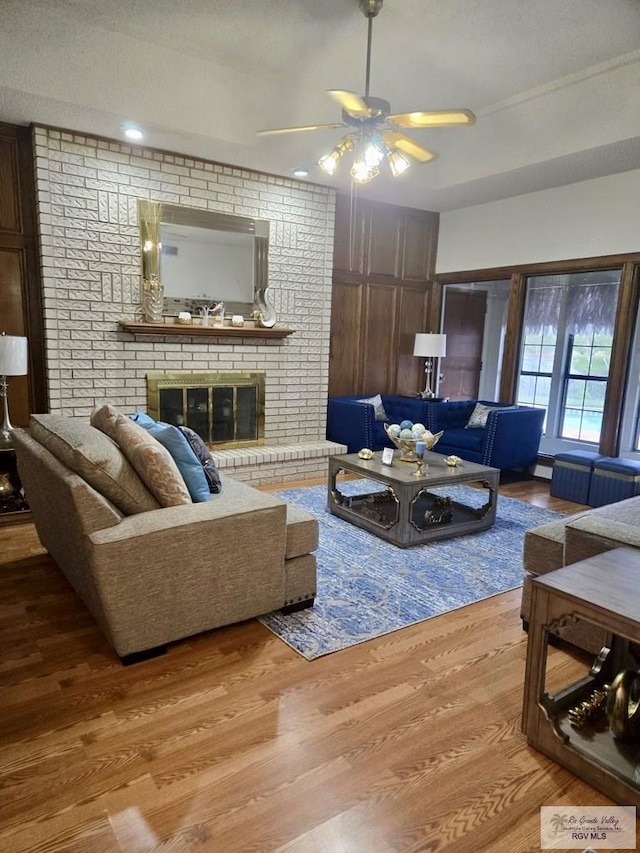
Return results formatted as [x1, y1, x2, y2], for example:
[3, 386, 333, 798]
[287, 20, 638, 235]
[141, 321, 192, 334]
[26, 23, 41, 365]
[384, 422, 443, 462]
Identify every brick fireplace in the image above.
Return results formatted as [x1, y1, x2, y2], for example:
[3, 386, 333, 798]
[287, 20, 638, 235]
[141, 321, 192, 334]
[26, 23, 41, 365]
[32, 127, 346, 483]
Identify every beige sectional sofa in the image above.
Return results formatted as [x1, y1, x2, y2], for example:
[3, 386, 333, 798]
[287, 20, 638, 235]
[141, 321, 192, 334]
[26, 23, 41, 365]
[521, 495, 640, 652]
[13, 413, 318, 662]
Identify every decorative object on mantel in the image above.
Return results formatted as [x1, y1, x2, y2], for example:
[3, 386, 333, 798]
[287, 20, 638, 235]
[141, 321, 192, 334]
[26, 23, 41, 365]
[253, 286, 277, 328]
[138, 199, 164, 323]
[177, 312, 192, 325]
[118, 320, 294, 340]
[231, 315, 245, 327]
[0, 333, 28, 449]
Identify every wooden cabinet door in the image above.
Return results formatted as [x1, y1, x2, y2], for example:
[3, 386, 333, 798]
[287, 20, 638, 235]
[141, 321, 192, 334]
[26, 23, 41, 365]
[402, 209, 438, 281]
[328, 280, 363, 397]
[362, 283, 397, 393]
[367, 203, 401, 278]
[333, 194, 366, 275]
[394, 286, 429, 397]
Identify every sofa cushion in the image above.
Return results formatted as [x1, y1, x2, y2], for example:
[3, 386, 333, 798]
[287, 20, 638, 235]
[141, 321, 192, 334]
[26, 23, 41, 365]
[466, 402, 498, 428]
[523, 517, 570, 575]
[90, 402, 120, 441]
[129, 412, 211, 503]
[440, 427, 485, 452]
[357, 394, 388, 422]
[177, 426, 222, 494]
[285, 504, 319, 559]
[29, 414, 159, 515]
[111, 415, 192, 507]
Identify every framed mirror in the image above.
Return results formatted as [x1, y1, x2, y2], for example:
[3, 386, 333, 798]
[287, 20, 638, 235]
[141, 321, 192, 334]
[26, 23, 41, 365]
[137, 200, 274, 323]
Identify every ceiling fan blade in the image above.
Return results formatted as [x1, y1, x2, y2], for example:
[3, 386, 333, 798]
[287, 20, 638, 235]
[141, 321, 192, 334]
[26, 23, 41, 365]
[257, 122, 345, 136]
[388, 109, 476, 128]
[327, 90, 372, 117]
[381, 131, 436, 163]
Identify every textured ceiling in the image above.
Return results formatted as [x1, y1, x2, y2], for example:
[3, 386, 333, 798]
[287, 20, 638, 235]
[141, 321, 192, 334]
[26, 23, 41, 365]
[1, 0, 640, 211]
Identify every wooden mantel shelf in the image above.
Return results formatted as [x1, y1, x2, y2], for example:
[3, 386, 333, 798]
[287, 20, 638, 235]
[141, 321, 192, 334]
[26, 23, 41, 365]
[118, 320, 294, 340]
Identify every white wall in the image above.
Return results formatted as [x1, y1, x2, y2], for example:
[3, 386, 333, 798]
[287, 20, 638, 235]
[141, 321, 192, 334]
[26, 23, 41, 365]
[436, 169, 640, 273]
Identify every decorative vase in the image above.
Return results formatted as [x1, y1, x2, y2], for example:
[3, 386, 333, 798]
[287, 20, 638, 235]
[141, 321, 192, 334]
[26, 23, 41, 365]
[142, 274, 164, 323]
[254, 287, 277, 328]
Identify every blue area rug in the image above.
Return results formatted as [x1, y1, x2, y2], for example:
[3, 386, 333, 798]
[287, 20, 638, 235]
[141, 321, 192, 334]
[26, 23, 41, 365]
[259, 481, 561, 660]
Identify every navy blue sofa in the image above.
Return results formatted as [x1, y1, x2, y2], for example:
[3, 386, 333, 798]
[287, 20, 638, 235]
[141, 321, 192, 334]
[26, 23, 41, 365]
[425, 399, 545, 473]
[326, 395, 545, 473]
[326, 395, 430, 454]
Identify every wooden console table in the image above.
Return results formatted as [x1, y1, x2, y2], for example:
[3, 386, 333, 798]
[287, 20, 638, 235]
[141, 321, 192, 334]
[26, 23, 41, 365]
[522, 546, 640, 806]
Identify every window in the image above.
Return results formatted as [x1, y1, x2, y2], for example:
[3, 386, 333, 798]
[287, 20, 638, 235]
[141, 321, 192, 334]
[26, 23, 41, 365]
[516, 271, 620, 454]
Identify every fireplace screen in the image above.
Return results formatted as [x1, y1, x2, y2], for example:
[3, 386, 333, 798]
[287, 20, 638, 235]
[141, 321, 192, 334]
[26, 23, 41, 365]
[146, 371, 265, 448]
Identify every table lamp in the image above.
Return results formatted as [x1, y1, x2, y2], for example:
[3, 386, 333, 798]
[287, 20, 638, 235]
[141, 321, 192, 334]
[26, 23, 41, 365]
[413, 333, 446, 399]
[0, 334, 28, 448]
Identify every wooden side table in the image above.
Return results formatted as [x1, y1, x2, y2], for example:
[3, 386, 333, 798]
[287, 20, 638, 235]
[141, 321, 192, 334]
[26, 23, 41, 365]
[0, 445, 31, 525]
[522, 546, 640, 806]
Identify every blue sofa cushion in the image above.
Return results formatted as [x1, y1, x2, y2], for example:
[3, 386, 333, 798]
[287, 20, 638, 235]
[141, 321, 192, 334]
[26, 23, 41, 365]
[130, 412, 212, 503]
[440, 427, 486, 452]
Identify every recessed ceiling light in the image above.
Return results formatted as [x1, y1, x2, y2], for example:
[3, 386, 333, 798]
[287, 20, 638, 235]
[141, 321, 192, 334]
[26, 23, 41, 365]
[123, 126, 144, 141]
[292, 168, 309, 178]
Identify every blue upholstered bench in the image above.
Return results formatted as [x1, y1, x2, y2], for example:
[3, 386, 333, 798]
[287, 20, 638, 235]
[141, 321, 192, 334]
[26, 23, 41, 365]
[588, 456, 640, 507]
[550, 450, 603, 504]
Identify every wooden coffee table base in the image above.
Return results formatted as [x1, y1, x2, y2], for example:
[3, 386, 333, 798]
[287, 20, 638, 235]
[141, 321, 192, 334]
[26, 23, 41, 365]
[327, 450, 500, 548]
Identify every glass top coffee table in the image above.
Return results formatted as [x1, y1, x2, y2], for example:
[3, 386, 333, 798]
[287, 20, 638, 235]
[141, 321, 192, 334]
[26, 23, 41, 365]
[328, 450, 500, 548]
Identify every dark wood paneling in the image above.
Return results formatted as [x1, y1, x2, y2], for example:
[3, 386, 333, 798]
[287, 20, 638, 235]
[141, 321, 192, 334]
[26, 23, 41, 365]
[362, 283, 397, 393]
[499, 273, 526, 402]
[394, 286, 429, 396]
[0, 248, 29, 426]
[401, 209, 438, 281]
[600, 261, 639, 456]
[367, 203, 401, 277]
[333, 193, 365, 274]
[0, 137, 21, 233]
[330, 194, 439, 398]
[0, 122, 46, 419]
[328, 281, 364, 397]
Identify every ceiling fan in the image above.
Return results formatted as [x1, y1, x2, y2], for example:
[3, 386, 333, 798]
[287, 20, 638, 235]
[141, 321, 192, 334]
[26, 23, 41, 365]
[257, 0, 476, 183]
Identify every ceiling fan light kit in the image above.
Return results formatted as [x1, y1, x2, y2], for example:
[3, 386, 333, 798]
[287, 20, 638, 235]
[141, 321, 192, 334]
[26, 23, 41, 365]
[257, 0, 475, 185]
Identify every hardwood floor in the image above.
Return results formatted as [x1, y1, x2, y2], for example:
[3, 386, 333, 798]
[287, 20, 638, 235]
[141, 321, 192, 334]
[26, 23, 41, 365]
[0, 477, 607, 852]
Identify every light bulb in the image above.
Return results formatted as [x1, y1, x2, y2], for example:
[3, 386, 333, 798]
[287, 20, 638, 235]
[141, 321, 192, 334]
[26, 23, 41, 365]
[350, 157, 379, 184]
[387, 149, 411, 177]
[363, 140, 385, 167]
[318, 151, 340, 176]
[318, 135, 355, 177]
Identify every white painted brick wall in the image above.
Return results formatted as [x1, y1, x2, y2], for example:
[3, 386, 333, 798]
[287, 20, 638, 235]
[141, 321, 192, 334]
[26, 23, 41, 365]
[33, 127, 336, 449]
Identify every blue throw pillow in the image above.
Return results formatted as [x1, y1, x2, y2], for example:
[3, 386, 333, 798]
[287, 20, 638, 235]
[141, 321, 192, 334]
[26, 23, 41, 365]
[177, 426, 222, 494]
[129, 412, 211, 503]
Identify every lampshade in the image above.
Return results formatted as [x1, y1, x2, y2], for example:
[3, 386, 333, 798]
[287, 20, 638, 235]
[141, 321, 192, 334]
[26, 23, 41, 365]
[0, 335, 28, 376]
[413, 333, 446, 358]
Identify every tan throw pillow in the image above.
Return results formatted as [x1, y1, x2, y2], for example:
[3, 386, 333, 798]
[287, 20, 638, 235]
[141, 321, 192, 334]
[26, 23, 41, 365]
[29, 414, 159, 515]
[90, 402, 120, 441]
[112, 415, 192, 507]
